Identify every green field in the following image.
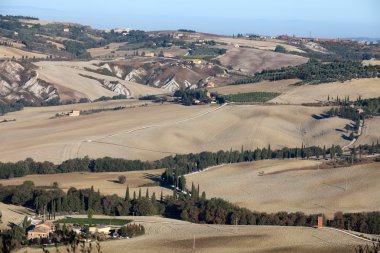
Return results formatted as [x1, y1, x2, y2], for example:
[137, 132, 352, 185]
[55, 218, 131, 226]
[223, 92, 280, 103]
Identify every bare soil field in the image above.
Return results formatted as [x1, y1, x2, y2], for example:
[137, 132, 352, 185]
[0, 46, 47, 59]
[210, 79, 300, 95]
[0, 203, 33, 230]
[186, 160, 380, 217]
[21, 215, 365, 253]
[0, 169, 171, 198]
[271, 78, 380, 104]
[0, 103, 352, 163]
[219, 47, 308, 74]
[34, 60, 165, 101]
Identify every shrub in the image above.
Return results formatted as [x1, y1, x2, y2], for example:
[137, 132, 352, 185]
[118, 175, 126, 184]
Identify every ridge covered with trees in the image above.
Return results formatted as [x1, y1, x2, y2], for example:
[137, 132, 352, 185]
[232, 60, 380, 85]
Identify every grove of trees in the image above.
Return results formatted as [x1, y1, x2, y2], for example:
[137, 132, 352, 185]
[232, 60, 380, 85]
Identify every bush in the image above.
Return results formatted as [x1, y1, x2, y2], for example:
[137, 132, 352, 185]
[274, 45, 286, 53]
[118, 175, 126, 184]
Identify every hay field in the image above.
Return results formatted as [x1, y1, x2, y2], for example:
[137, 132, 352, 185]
[210, 79, 300, 95]
[0, 203, 33, 230]
[0, 46, 47, 59]
[271, 78, 380, 104]
[0, 169, 171, 198]
[0, 103, 352, 163]
[35, 61, 164, 101]
[22, 215, 365, 253]
[219, 47, 308, 74]
[186, 160, 380, 217]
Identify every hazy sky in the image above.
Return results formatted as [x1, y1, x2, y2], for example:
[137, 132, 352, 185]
[1, 0, 379, 38]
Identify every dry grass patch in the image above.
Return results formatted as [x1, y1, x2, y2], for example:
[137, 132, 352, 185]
[210, 79, 300, 95]
[271, 78, 380, 104]
[0, 46, 47, 59]
[0, 202, 33, 230]
[186, 160, 380, 217]
[0, 104, 352, 163]
[362, 59, 380, 66]
[0, 169, 171, 198]
[219, 47, 308, 74]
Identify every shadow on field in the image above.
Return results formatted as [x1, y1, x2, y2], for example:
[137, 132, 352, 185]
[312, 113, 330, 120]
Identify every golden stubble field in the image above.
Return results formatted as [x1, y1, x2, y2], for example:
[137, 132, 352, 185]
[19, 215, 366, 253]
[0, 103, 352, 163]
[0, 46, 47, 59]
[0, 169, 171, 199]
[186, 160, 380, 217]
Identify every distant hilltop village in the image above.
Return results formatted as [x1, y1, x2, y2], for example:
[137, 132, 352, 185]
[104, 28, 133, 35]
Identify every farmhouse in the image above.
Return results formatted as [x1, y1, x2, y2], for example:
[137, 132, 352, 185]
[89, 225, 111, 235]
[207, 81, 216, 88]
[163, 52, 174, 58]
[27, 220, 55, 240]
[144, 52, 155, 57]
[69, 110, 80, 117]
[192, 59, 202, 65]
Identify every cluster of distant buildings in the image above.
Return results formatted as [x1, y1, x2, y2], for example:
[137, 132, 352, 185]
[104, 28, 133, 36]
[277, 35, 352, 43]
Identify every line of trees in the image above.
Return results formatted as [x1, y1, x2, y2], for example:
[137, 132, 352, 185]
[1, 181, 380, 237]
[222, 92, 280, 103]
[232, 60, 380, 85]
[3, 141, 380, 180]
[327, 97, 380, 121]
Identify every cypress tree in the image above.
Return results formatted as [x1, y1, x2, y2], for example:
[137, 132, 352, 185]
[146, 188, 149, 198]
[138, 188, 142, 199]
[81, 193, 85, 211]
[160, 189, 163, 202]
[133, 191, 136, 200]
[330, 145, 335, 159]
[88, 186, 94, 210]
[57, 197, 62, 212]
[191, 182, 196, 198]
[201, 191, 206, 200]
[151, 192, 156, 203]
[125, 186, 130, 201]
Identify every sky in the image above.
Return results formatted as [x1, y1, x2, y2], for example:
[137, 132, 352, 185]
[1, 0, 379, 38]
